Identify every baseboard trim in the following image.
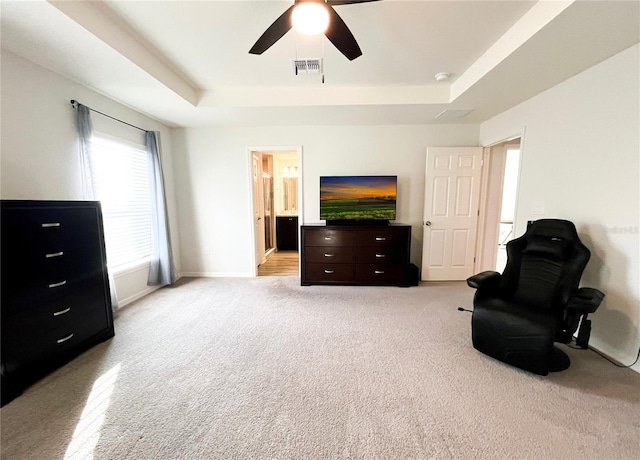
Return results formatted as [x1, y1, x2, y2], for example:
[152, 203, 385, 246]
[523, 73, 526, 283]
[117, 285, 161, 308]
[586, 341, 640, 375]
[180, 272, 253, 278]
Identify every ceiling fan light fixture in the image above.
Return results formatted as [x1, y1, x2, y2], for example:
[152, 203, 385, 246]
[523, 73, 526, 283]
[291, 3, 330, 36]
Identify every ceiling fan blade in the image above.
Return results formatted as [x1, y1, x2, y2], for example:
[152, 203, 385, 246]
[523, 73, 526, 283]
[327, 0, 380, 5]
[249, 5, 295, 55]
[324, 7, 362, 60]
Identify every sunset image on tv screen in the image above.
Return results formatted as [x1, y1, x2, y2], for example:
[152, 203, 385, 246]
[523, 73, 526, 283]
[320, 176, 397, 220]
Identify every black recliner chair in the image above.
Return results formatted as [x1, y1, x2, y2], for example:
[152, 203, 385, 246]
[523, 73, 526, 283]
[466, 219, 604, 375]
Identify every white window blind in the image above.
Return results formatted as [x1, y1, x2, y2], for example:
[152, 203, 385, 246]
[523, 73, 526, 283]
[89, 135, 152, 269]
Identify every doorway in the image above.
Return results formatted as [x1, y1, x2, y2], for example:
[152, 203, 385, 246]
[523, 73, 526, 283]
[249, 147, 302, 277]
[476, 138, 522, 273]
[496, 145, 521, 272]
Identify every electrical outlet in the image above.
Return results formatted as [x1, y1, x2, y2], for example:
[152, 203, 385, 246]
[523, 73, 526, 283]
[204, 247, 210, 255]
[531, 204, 545, 215]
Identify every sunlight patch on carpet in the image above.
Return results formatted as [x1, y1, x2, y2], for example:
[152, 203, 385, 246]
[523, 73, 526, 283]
[64, 363, 121, 460]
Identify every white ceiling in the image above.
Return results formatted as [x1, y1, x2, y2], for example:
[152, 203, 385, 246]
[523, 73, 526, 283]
[1, 0, 638, 127]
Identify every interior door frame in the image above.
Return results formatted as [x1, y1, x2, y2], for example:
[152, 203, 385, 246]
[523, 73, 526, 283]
[252, 153, 266, 266]
[247, 145, 303, 277]
[475, 133, 525, 272]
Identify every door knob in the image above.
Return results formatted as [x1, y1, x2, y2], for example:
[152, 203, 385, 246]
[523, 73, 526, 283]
[425, 221, 432, 226]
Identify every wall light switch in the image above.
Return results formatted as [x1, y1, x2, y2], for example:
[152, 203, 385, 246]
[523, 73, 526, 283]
[204, 247, 210, 255]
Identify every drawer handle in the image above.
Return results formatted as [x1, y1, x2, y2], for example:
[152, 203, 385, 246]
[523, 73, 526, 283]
[49, 280, 67, 288]
[324, 236, 333, 241]
[324, 253, 334, 257]
[46, 251, 64, 258]
[324, 269, 335, 274]
[57, 333, 74, 344]
[375, 254, 386, 258]
[53, 307, 71, 317]
[375, 237, 386, 241]
[374, 270, 385, 274]
[42, 222, 61, 228]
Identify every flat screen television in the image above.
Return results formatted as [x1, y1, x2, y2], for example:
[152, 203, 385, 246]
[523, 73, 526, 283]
[320, 175, 397, 224]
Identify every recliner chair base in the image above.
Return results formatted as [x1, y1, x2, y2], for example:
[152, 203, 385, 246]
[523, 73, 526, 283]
[472, 301, 558, 375]
[473, 342, 571, 375]
[472, 311, 572, 375]
[548, 346, 570, 372]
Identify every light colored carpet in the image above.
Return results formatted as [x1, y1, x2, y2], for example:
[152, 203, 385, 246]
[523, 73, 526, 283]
[2, 277, 639, 459]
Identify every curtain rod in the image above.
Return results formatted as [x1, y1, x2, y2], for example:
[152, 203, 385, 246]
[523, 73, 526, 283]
[70, 99, 147, 133]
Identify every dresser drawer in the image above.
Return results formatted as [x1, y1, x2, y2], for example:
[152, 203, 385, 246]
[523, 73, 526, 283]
[354, 246, 405, 264]
[304, 228, 354, 247]
[2, 281, 108, 345]
[304, 263, 354, 283]
[355, 229, 408, 246]
[2, 270, 106, 315]
[12, 232, 105, 269]
[354, 264, 406, 283]
[2, 308, 111, 374]
[304, 246, 353, 264]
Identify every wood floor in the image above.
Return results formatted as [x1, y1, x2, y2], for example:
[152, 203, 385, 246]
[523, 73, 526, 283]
[258, 250, 299, 276]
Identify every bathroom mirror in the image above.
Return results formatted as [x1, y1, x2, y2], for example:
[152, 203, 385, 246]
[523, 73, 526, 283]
[282, 177, 298, 213]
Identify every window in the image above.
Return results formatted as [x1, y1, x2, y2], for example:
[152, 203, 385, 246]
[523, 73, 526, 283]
[88, 135, 152, 269]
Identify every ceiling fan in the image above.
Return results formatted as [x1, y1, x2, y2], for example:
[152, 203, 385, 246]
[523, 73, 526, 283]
[249, 0, 380, 61]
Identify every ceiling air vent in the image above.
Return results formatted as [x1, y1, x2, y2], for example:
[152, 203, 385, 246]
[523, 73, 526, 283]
[435, 109, 474, 120]
[293, 59, 323, 75]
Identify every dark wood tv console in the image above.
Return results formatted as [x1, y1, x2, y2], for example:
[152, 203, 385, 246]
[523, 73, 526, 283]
[301, 224, 412, 287]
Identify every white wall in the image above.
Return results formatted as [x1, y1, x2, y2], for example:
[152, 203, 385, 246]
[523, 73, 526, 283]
[480, 44, 640, 371]
[0, 50, 182, 307]
[172, 124, 480, 276]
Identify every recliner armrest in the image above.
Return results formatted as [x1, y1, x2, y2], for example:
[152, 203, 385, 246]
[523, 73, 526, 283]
[567, 287, 605, 314]
[467, 271, 501, 290]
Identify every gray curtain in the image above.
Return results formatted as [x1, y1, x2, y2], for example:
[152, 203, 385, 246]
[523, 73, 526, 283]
[74, 103, 120, 310]
[146, 131, 176, 286]
[75, 104, 98, 200]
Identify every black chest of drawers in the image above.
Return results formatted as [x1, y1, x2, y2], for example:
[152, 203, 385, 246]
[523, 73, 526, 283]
[301, 224, 412, 287]
[1, 200, 115, 406]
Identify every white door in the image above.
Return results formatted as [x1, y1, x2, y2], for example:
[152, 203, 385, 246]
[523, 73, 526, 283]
[253, 154, 266, 266]
[421, 147, 483, 280]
